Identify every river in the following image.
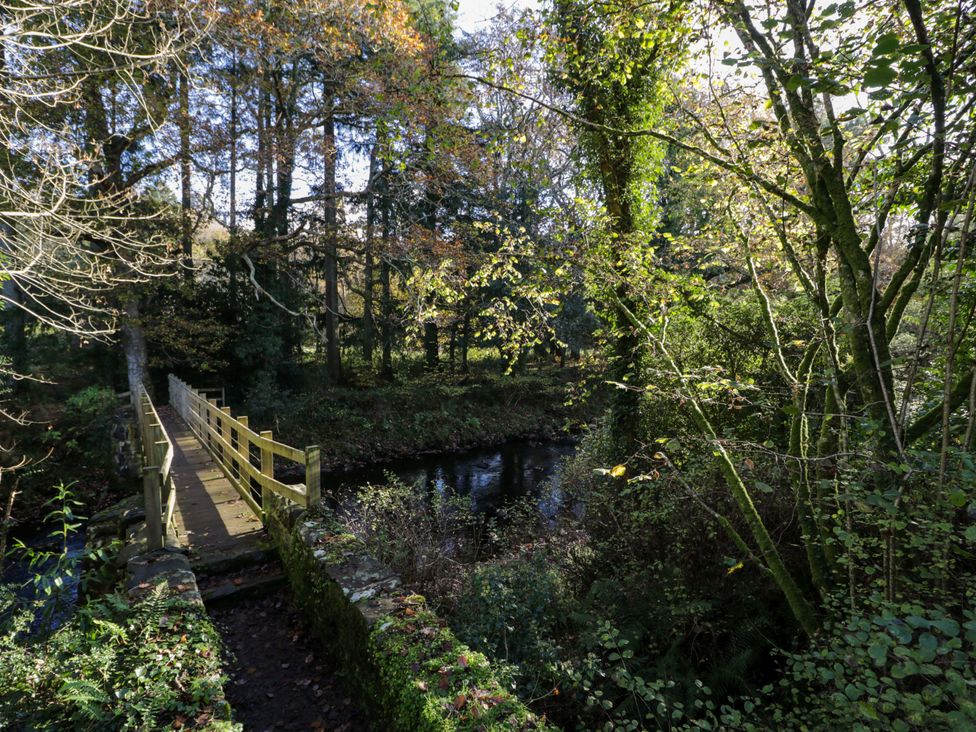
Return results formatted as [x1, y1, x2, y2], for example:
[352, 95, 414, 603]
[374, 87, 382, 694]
[322, 437, 578, 516]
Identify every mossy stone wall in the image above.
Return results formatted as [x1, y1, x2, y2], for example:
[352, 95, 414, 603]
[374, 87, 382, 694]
[265, 494, 554, 731]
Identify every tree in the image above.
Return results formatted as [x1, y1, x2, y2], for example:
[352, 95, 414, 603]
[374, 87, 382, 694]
[546, 0, 689, 458]
[0, 1, 209, 397]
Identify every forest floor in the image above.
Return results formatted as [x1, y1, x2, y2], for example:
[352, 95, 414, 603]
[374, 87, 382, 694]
[210, 587, 368, 732]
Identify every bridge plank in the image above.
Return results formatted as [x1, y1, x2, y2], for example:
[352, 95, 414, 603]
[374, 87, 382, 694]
[160, 407, 266, 564]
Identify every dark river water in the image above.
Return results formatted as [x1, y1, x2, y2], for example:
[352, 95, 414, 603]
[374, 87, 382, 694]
[1, 528, 87, 632]
[322, 438, 578, 515]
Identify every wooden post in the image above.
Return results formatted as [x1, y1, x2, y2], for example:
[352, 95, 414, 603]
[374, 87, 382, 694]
[208, 398, 219, 453]
[305, 445, 321, 508]
[143, 466, 163, 551]
[260, 430, 273, 520]
[150, 423, 164, 466]
[221, 406, 233, 476]
[238, 416, 249, 498]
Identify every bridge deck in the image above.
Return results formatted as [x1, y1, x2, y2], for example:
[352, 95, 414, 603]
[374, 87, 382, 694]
[159, 407, 267, 568]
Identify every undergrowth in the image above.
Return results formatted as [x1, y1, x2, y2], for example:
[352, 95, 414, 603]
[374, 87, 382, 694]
[0, 585, 236, 731]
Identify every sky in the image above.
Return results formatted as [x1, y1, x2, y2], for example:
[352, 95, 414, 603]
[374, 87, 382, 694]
[454, 0, 536, 36]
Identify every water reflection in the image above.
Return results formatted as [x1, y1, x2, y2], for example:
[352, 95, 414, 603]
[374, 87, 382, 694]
[324, 439, 577, 516]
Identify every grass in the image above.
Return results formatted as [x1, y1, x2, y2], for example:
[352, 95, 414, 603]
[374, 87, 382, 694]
[247, 363, 601, 471]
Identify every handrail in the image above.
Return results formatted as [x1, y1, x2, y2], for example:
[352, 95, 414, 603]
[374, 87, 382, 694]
[135, 384, 176, 551]
[168, 374, 320, 519]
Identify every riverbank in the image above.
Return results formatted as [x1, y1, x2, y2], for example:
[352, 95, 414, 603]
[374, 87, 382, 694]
[259, 368, 601, 472]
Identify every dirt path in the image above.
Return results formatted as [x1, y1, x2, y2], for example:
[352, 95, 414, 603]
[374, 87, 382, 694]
[210, 590, 368, 731]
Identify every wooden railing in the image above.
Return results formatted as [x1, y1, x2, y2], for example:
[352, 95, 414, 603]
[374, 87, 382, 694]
[168, 374, 320, 519]
[136, 385, 176, 551]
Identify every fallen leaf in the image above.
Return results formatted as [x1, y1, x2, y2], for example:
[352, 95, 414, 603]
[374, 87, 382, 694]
[454, 694, 467, 710]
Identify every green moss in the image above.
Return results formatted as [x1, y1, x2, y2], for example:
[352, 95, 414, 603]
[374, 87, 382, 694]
[369, 598, 551, 730]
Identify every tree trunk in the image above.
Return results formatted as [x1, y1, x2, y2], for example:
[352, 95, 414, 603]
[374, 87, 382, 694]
[179, 71, 192, 279]
[379, 175, 394, 380]
[229, 54, 237, 239]
[122, 297, 148, 400]
[254, 83, 268, 232]
[362, 145, 378, 366]
[271, 75, 296, 239]
[380, 258, 393, 379]
[1, 277, 26, 381]
[423, 322, 439, 371]
[322, 82, 341, 379]
[460, 309, 470, 374]
[598, 141, 642, 461]
[448, 324, 456, 370]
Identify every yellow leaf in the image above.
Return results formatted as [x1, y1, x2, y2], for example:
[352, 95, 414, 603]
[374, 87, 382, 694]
[610, 465, 627, 478]
[727, 561, 745, 575]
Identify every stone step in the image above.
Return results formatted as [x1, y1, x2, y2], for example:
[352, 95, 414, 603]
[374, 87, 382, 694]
[200, 567, 287, 605]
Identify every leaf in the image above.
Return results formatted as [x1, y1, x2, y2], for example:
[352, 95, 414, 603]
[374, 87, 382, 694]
[931, 618, 959, 637]
[864, 65, 897, 87]
[917, 632, 938, 662]
[948, 490, 968, 508]
[867, 641, 887, 665]
[964, 526, 976, 543]
[873, 32, 900, 55]
[454, 693, 467, 710]
[609, 465, 627, 478]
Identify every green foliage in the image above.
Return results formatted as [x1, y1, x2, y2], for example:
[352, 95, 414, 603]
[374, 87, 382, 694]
[10, 482, 87, 626]
[452, 555, 572, 699]
[11, 385, 126, 524]
[49, 386, 118, 468]
[750, 600, 976, 730]
[0, 586, 235, 730]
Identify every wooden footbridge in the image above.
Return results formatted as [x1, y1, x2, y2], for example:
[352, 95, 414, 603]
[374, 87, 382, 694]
[135, 375, 320, 565]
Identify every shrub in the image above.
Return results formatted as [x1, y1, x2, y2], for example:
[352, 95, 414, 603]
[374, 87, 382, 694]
[45, 385, 118, 471]
[452, 555, 575, 700]
[346, 476, 490, 603]
[734, 598, 976, 731]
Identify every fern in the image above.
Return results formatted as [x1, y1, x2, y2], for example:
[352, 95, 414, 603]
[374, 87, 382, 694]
[58, 679, 111, 723]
